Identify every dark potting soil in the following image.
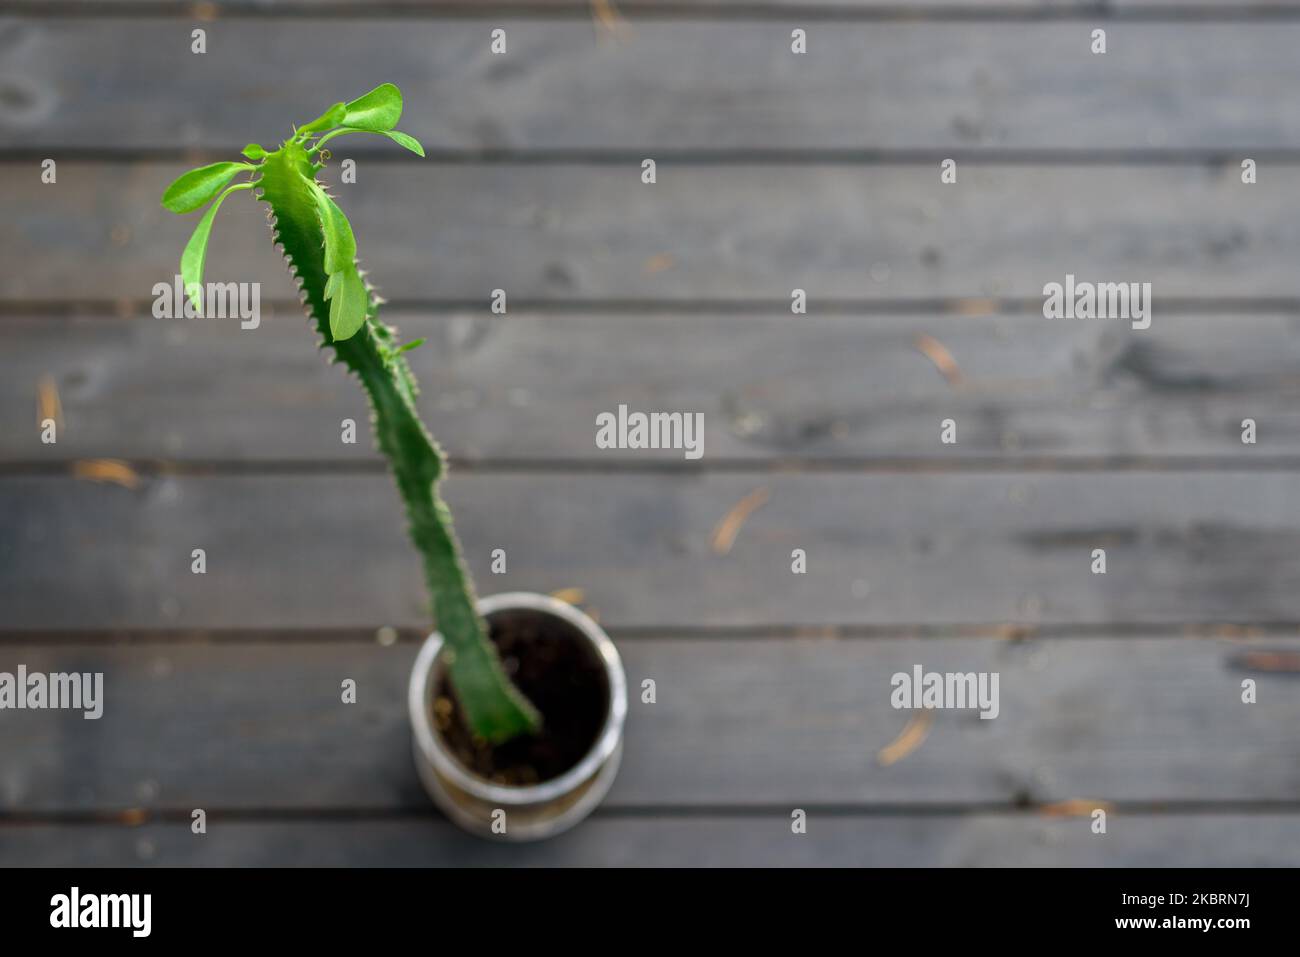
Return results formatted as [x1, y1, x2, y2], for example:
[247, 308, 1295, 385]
[433, 608, 609, 786]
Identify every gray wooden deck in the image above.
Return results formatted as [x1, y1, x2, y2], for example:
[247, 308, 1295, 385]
[1, 2, 1299, 866]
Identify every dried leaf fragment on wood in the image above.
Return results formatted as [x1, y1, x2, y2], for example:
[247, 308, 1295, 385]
[549, 587, 586, 606]
[72, 459, 141, 490]
[877, 710, 933, 766]
[591, 0, 629, 39]
[914, 333, 963, 385]
[710, 486, 770, 555]
[1039, 798, 1113, 818]
[37, 374, 63, 429]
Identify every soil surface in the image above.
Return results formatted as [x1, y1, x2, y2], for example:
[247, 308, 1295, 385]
[433, 608, 609, 786]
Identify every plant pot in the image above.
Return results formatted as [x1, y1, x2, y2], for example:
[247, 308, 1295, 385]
[408, 591, 628, 841]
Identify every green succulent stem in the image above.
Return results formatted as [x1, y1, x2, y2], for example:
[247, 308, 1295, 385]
[161, 87, 540, 744]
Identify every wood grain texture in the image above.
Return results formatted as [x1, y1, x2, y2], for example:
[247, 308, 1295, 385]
[5, 812, 1298, 867]
[19, 1, 1268, 14]
[0, 637, 1294, 813]
[4, 310, 1300, 464]
[5, 472, 1300, 629]
[21, 0, 1300, 12]
[4, 20, 1300, 153]
[2, 1, 1293, 868]
[2, 162, 1292, 301]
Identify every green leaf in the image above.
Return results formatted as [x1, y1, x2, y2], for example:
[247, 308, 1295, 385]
[161, 161, 252, 214]
[314, 127, 425, 157]
[394, 337, 426, 355]
[306, 181, 357, 275]
[343, 83, 402, 132]
[241, 143, 267, 160]
[328, 268, 369, 341]
[179, 183, 252, 313]
[300, 102, 346, 135]
[377, 129, 424, 157]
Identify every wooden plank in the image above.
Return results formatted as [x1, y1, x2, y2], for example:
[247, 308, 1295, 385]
[0, 637, 1295, 812]
[5, 310, 1300, 464]
[2, 162, 1293, 301]
[5, 1, 1196, 15]
[4, 812, 1297, 867]
[7, 20, 1300, 154]
[22, 0, 1300, 13]
[6, 472, 1300, 629]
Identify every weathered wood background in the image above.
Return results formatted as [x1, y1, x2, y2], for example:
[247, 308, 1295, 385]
[1, 2, 1298, 866]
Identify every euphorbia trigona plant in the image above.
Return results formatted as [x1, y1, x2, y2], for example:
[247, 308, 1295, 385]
[161, 83, 541, 743]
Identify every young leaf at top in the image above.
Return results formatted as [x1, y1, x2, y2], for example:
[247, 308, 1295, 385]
[314, 127, 425, 157]
[300, 102, 346, 135]
[161, 161, 252, 214]
[343, 83, 402, 131]
[179, 182, 253, 313]
[242, 143, 267, 160]
[380, 130, 425, 157]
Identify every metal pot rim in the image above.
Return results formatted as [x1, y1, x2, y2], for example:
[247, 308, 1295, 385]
[408, 591, 628, 807]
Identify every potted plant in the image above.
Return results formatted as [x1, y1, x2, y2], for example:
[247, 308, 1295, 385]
[161, 84, 627, 841]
